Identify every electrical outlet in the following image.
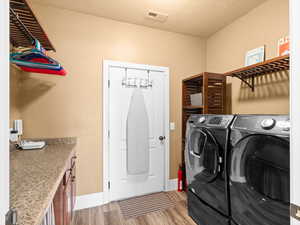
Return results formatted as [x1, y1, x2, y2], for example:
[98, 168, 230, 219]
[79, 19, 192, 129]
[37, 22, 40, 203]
[9, 129, 18, 142]
[296, 209, 300, 218]
[170, 122, 175, 131]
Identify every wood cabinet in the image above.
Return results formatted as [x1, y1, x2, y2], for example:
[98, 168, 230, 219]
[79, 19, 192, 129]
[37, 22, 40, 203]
[53, 154, 77, 225]
[63, 176, 72, 225]
[53, 179, 64, 225]
[71, 159, 76, 219]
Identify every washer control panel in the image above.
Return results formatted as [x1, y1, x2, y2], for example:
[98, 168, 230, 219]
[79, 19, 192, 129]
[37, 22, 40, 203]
[188, 115, 235, 128]
[208, 117, 223, 125]
[261, 119, 276, 130]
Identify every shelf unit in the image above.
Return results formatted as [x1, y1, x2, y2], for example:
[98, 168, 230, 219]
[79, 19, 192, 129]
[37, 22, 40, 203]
[10, 0, 55, 51]
[181, 72, 226, 189]
[225, 55, 289, 91]
[182, 72, 226, 139]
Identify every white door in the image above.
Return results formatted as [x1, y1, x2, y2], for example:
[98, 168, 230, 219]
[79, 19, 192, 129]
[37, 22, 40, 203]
[0, 1, 10, 225]
[108, 64, 168, 201]
[291, 0, 300, 224]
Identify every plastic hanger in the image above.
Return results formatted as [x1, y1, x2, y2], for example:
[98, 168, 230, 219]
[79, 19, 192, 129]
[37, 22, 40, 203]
[10, 39, 67, 76]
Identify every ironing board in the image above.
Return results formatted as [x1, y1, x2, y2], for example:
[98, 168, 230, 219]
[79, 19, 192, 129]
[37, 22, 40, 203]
[126, 88, 150, 178]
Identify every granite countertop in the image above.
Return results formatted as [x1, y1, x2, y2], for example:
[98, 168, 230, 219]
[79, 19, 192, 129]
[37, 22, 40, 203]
[10, 137, 77, 225]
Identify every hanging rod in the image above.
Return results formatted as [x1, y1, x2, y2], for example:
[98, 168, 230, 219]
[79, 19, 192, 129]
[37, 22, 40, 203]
[109, 65, 165, 73]
[10, 0, 55, 51]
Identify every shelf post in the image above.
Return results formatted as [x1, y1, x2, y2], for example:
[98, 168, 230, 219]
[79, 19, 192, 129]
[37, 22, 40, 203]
[251, 75, 255, 92]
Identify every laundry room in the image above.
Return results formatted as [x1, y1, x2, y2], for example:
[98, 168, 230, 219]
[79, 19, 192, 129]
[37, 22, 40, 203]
[1, 0, 300, 225]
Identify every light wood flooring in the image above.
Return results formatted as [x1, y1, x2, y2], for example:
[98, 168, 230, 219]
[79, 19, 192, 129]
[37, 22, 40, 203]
[73, 191, 197, 225]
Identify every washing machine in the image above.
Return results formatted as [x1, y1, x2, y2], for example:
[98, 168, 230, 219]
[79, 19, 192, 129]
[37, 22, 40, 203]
[185, 114, 235, 225]
[229, 115, 290, 225]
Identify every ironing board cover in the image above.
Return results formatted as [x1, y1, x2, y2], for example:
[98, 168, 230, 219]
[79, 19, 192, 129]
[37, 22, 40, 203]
[126, 88, 150, 179]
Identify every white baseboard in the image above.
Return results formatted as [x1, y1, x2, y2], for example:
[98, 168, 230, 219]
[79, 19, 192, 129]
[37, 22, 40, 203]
[75, 179, 177, 210]
[166, 179, 177, 191]
[75, 192, 104, 211]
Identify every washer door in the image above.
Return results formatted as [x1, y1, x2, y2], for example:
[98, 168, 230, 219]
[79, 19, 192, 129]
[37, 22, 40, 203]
[186, 126, 229, 215]
[187, 127, 220, 184]
[230, 134, 290, 225]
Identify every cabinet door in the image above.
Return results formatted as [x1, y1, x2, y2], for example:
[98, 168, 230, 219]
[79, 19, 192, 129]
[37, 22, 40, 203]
[63, 177, 72, 225]
[53, 180, 64, 225]
[71, 162, 76, 219]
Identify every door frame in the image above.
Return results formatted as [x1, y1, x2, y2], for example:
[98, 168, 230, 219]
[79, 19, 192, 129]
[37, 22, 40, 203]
[102, 60, 170, 204]
[290, 0, 300, 224]
[0, 1, 10, 224]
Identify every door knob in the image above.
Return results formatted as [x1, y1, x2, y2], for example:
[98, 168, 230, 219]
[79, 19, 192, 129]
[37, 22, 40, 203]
[159, 136, 166, 141]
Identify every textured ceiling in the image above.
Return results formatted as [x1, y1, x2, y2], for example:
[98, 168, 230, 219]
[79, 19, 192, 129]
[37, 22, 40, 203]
[29, 0, 267, 37]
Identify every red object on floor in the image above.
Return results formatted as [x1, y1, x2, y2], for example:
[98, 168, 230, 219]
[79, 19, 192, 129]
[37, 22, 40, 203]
[178, 166, 183, 192]
[19, 66, 67, 76]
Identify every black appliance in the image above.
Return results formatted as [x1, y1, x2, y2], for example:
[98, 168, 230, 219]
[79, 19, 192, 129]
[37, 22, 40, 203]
[185, 114, 235, 225]
[229, 115, 290, 225]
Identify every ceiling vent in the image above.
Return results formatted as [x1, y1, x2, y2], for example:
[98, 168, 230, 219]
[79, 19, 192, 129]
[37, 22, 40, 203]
[146, 10, 168, 22]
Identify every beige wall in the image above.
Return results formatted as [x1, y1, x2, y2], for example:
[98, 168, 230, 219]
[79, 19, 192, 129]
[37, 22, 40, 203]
[10, 65, 22, 127]
[18, 2, 206, 196]
[206, 0, 289, 114]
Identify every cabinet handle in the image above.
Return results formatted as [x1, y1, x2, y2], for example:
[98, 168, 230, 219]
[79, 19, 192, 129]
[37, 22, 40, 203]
[71, 176, 76, 182]
[63, 169, 72, 185]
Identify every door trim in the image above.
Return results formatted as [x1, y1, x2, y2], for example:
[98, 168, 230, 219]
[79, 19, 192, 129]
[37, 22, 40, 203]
[102, 60, 170, 203]
[290, 1, 300, 224]
[0, 0, 10, 223]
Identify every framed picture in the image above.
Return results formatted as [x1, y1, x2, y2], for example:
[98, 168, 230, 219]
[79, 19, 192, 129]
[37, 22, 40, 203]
[278, 36, 289, 56]
[245, 46, 265, 66]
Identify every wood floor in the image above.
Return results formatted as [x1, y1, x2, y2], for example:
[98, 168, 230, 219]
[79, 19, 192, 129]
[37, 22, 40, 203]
[73, 191, 197, 225]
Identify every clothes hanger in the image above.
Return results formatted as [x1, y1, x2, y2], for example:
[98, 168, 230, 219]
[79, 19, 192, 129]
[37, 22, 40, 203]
[10, 39, 67, 76]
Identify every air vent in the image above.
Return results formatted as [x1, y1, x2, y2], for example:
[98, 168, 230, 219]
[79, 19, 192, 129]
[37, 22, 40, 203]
[146, 10, 168, 22]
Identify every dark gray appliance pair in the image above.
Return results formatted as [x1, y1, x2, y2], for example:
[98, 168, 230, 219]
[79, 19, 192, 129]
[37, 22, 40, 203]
[185, 114, 290, 225]
[185, 114, 234, 225]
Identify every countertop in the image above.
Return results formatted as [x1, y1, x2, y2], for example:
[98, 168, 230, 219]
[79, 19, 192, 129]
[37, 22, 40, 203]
[10, 137, 77, 225]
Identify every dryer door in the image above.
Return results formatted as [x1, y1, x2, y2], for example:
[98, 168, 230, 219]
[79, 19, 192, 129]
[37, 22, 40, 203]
[230, 134, 290, 225]
[187, 127, 220, 184]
